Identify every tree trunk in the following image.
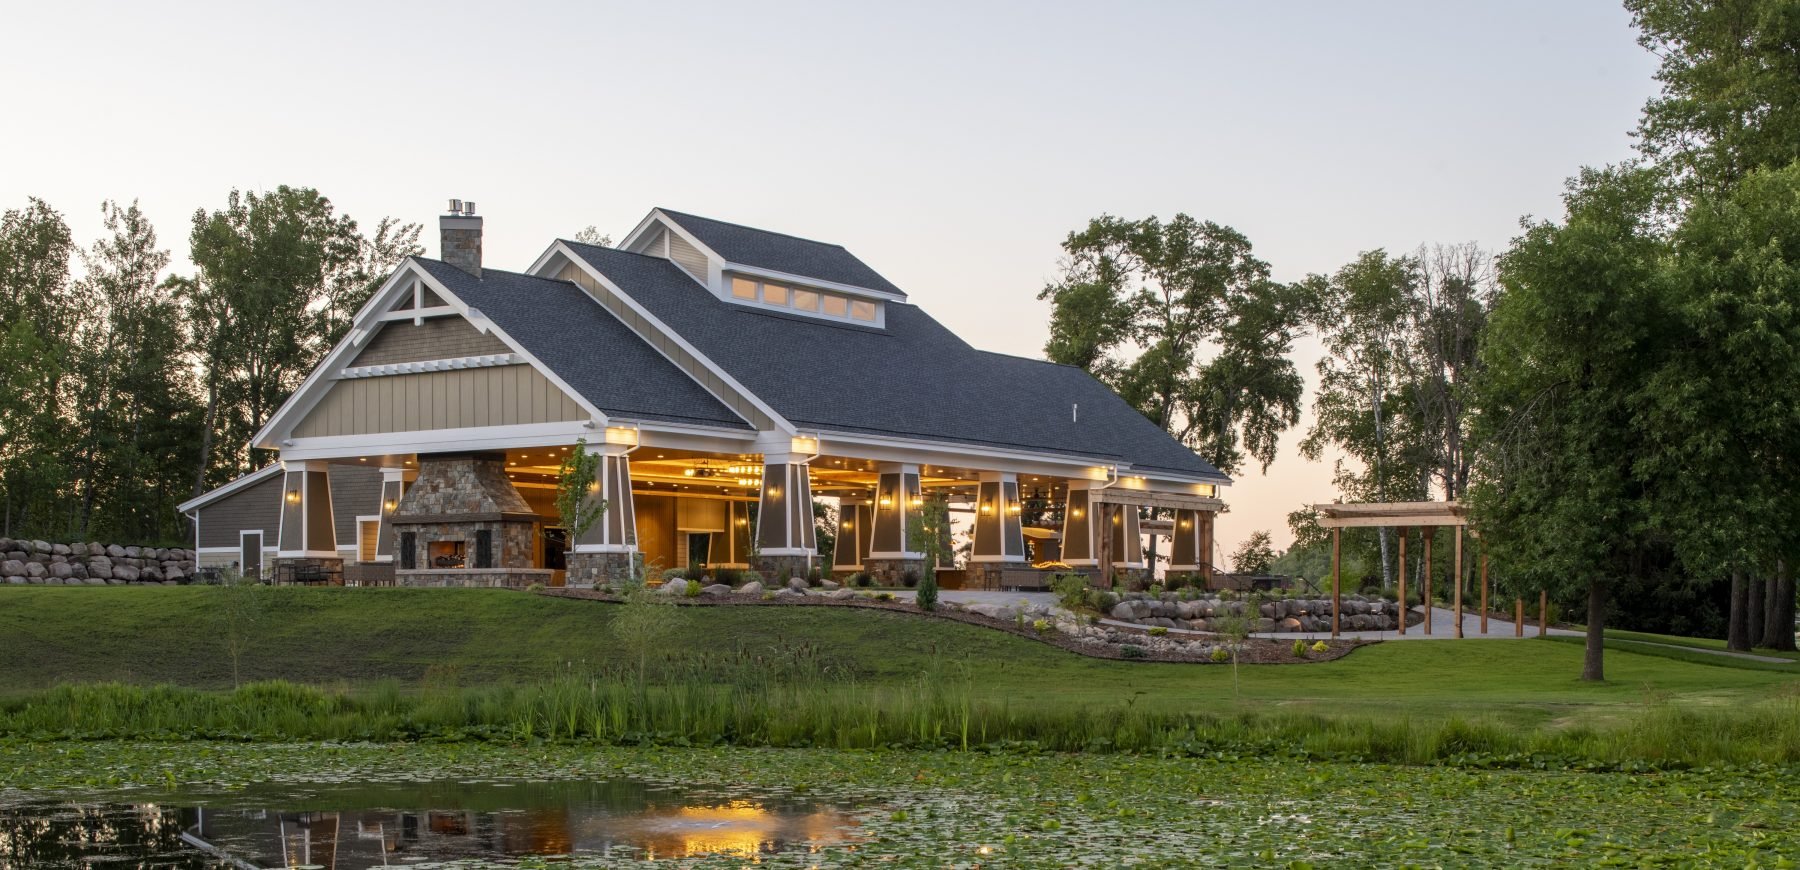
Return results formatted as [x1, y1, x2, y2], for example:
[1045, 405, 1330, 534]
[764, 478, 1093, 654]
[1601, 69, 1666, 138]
[192, 379, 220, 500]
[1582, 578, 1607, 682]
[1770, 560, 1798, 653]
[1749, 574, 1766, 648]
[1727, 569, 1750, 652]
[1761, 566, 1783, 650]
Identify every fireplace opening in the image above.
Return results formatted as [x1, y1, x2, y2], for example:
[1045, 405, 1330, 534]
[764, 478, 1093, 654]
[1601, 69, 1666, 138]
[429, 540, 466, 569]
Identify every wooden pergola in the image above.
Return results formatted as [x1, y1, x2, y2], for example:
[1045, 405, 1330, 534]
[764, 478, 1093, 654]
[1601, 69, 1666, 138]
[1312, 500, 1537, 639]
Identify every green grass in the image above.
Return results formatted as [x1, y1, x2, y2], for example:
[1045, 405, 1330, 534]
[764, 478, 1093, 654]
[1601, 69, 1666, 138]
[1605, 627, 1800, 661]
[2, 586, 1798, 753]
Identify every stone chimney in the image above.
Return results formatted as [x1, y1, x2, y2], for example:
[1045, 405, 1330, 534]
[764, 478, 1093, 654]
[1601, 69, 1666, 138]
[440, 198, 482, 278]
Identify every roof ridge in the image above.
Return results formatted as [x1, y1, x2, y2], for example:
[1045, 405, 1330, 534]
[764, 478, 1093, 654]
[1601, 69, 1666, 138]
[974, 347, 1087, 371]
[655, 208, 852, 252]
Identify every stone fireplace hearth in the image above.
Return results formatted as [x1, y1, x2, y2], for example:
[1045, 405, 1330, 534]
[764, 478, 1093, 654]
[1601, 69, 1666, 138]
[389, 452, 552, 588]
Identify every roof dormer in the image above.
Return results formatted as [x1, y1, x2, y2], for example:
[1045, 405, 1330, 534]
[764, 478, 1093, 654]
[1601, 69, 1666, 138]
[619, 208, 901, 327]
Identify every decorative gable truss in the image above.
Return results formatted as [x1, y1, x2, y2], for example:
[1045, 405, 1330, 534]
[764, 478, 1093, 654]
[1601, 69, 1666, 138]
[254, 259, 611, 460]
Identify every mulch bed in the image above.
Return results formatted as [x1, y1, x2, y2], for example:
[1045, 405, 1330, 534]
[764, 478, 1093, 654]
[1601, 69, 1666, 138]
[537, 588, 1368, 665]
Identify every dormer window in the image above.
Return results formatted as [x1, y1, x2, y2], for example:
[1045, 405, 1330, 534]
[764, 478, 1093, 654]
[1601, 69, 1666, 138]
[725, 272, 881, 325]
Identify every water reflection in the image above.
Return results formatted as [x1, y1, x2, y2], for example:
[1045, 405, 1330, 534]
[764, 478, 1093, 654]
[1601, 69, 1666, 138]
[0, 778, 864, 868]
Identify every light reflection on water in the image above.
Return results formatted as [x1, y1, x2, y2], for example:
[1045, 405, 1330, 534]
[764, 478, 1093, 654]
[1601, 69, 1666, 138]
[0, 778, 865, 868]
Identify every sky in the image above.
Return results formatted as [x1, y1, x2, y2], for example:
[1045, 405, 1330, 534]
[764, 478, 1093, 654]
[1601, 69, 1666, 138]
[0, 1, 1662, 559]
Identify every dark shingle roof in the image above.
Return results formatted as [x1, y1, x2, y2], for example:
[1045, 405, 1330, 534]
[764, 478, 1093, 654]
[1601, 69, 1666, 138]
[413, 258, 751, 430]
[560, 243, 1228, 480]
[658, 209, 907, 298]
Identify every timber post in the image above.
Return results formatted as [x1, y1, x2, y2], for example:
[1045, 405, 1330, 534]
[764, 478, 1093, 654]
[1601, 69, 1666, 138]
[1480, 551, 1490, 635]
[1538, 589, 1548, 637]
[1396, 527, 1408, 636]
[1453, 525, 1464, 638]
[1514, 597, 1524, 637]
[1423, 529, 1434, 636]
[1331, 526, 1341, 638]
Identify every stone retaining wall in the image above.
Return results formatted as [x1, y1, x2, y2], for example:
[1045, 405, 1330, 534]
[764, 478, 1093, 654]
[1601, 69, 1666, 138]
[1109, 591, 1403, 633]
[0, 537, 197, 585]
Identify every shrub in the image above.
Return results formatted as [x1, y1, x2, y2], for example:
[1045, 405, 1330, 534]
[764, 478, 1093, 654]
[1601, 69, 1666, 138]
[875, 592, 895, 602]
[737, 569, 763, 586]
[1031, 619, 1052, 634]
[1311, 640, 1329, 653]
[851, 572, 873, 588]
[1051, 573, 1091, 611]
[1148, 583, 1166, 596]
[1093, 590, 1121, 613]
[1210, 647, 1231, 663]
[684, 581, 703, 598]
[714, 567, 742, 586]
[525, 583, 545, 593]
[915, 568, 939, 611]
[1292, 639, 1308, 658]
[776, 566, 793, 585]
[1148, 626, 1168, 637]
[901, 569, 920, 588]
[1120, 644, 1147, 660]
[807, 566, 823, 586]
[660, 567, 686, 582]
[1164, 573, 1187, 592]
[760, 591, 776, 601]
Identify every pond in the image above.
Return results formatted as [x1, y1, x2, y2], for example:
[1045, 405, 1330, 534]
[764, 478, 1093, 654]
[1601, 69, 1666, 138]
[0, 777, 868, 868]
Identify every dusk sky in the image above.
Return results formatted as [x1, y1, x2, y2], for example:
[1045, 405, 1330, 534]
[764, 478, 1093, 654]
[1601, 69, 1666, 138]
[1, 1, 1661, 557]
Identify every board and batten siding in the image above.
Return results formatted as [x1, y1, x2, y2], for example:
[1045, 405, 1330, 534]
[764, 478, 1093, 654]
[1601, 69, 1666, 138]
[327, 463, 384, 545]
[668, 233, 709, 282]
[351, 317, 512, 367]
[196, 473, 284, 549]
[555, 261, 771, 430]
[293, 364, 587, 438]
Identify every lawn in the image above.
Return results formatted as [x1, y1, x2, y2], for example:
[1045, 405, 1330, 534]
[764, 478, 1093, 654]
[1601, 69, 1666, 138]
[2, 586, 1794, 735]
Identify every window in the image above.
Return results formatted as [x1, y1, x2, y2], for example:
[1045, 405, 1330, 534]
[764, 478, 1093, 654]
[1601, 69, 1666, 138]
[792, 288, 819, 311]
[400, 532, 417, 569]
[821, 294, 848, 317]
[762, 283, 789, 305]
[731, 277, 758, 299]
[850, 299, 876, 321]
[724, 273, 880, 324]
[475, 530, 493, 569]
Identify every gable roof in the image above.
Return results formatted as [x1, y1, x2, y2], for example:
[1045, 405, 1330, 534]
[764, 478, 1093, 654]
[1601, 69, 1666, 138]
[412, 258, 751, 430]
[560, 242, 1228, 481]
[657, 208, 906, 298]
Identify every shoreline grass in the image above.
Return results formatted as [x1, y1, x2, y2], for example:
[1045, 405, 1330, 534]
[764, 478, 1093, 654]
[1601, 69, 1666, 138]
[4, 676, 1799, 770]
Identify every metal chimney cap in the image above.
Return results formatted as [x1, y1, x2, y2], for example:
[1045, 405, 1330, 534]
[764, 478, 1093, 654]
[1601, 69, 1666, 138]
[462, 201, 477, 216]
[448, 198, 463, 214]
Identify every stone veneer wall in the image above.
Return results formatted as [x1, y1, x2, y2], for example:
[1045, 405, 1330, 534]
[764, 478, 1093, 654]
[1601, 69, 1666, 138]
[861, 557, 926, 586]
[0, 538, 197, 585]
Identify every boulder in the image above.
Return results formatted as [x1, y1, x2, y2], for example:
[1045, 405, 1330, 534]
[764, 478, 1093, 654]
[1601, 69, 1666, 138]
[106, 544, 125, 558]
[774, 587, 802, 597]
[142, 567, 164, 582]
[1175, 600, 1202, 619]
[829, 588, 855, 599]
[1258, 602, 1277, 619]
[660, 578, 689, 596]
[83, 576, 106, 585]
[124, 545, 141, 558]
[29, 540, 51, 554]
[87, 542, 105, 556]
[69, 563, 88, 580]
[24, 561, 48, 578]
[1110, 601, 1136, 620]
[5, 550, 26, 563]
[820, 578, 840, 590]
[88, 563, 113, 580]
[1253, 618, 1276, 632]
[1277, 617, 1302, 632]
[0, 538, 12, 553]
[4, 576, 21, 585]
[0, 560, 23, 577]
[164, 567, 185, 582]
[112, 565, 140, 582]
[786, 577, 809, 592]
[700, 583, 731, 595]
[738, 580, 764, 595]
[49, 562, 73, 580]
[51, 542, 71, 556]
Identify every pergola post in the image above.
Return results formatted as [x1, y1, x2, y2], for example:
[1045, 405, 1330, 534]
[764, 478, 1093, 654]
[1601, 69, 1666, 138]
[1096, 502, 1115, 589]
[1514, 596, 1524, 637]
[1453, 526, 1464, 638]
[1331, 526, 1342, 638]
[1422, 528, 1434, 635]
[1479, 550, 1490, 635]
[1396, 526, 1408, 636]
[1538, 589, 1548, 637]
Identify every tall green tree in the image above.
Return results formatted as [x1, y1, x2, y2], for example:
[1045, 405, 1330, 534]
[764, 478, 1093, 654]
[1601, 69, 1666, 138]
[1039, 214, 1307, 476]
[1628, 0, 1800, 189]
[0, 199, 77, 537]
[1470, 167, 1672, 682]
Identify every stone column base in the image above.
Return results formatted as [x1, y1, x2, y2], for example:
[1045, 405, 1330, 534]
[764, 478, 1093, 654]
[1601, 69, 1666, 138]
[273, 557, 345, 585]
[863, 557, 927, 587]
[753, 554, 814, 584]
[566, 551, 637, 588]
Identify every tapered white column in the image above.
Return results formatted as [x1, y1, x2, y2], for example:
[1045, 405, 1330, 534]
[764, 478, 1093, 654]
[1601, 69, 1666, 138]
[970, 472, 1025, 563]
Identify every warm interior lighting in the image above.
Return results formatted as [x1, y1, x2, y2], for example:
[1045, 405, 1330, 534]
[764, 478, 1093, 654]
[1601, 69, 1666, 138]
[1009, 502, 1022, 515]
[383, 498, 398, 513]
[979, 502, 993, 515]
[603, 426, 639, 446]
[842, 521, 853, 530]
[879, 496, 893, 507]
[791, 436, 819, 454]
[285, 489, 301, 505]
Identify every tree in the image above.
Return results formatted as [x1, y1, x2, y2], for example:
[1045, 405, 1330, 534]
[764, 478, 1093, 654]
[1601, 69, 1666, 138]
[555, 439, 608, 554]
[0, 198, 77, 537]
[1628, 0, 1800, 190]
[908, 494, 950, 610]
[1469, 166, 1672, 682]
[1230, 530, 1277, 575]
[1039, 214, 1307, 476]
[573, 226, 614, 247]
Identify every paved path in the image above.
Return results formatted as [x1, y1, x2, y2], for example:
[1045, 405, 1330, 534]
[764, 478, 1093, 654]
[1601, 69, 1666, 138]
[1608, 638, 1796, 664]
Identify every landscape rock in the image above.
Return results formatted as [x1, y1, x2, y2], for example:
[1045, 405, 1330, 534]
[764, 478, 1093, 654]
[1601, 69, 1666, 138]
[700, 583, 731, 595]
[660, 578, 689, 596]
[69, 563, 88, 580]
[786, 577, 809, 592]
[88, 563, 112, 580]
[29, 540, 51, 554]
[124, 545, 141, 558]
[820, 579, 840, 590]
[5, 551, 26, 563]
[112, 565, 140, 582]
[0, 560, 23, 577]
[51, 543, 71, 556]
[24, 561, 47, 578]
[106, 544, 125, 558]
[49, 562, 73, 580]
[829, 588, 855, 599]
[142, 567, 163, 582]
[738, 580, 764, 595]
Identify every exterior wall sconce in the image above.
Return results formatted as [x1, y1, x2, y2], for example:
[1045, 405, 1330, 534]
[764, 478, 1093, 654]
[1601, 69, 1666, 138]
[979, 501, 993, 515]
[879, 496, 893, 507]
[1071, 508, 1084, 518]
[768, 486, 782, 497]
[909, 497, 923, 508]
[1008, 502, 1022, 515]
[383, 498, 398, 513]
[285, 489, 301, 505]
[736, 517, 749, 527]
[842, 521, 853, 530]
[1179, 519, 1192, 529]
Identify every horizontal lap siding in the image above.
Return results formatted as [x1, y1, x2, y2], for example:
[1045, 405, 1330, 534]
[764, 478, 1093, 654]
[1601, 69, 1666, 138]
[197, 475, 283, 549]
[351, 317, 512, 367]
[293, 365, 586, 437]
[668, 233, 708, 281]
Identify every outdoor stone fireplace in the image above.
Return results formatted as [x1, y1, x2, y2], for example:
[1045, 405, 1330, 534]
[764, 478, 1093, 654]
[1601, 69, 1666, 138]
[389, 452, 551, 588]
